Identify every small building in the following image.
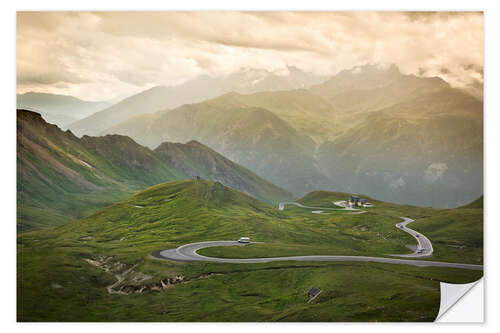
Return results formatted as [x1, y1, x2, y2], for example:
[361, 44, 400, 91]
[307, 287, 322, 303]
[349, 196, 374, 207]
[349, 195, 361, 207]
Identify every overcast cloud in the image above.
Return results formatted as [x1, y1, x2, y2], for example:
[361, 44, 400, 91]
[16, 11, 483, 101]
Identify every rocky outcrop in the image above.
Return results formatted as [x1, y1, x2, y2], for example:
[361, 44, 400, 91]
[84, 256, 218, 295]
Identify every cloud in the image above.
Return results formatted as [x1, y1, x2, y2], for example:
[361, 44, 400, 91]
[16, 11, 483, 101]
[424, 163, 449, 183]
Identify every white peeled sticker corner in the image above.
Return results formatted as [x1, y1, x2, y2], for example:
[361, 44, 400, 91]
[435, 278, 484, 322]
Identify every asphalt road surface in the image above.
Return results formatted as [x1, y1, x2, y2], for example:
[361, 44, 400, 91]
[152, 240, 482, 270]
[278, 201, 355, 211]
[393, 217, 434, 258]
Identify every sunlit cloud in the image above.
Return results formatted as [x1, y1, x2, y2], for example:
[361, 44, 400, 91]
[16, 11, 483, 101]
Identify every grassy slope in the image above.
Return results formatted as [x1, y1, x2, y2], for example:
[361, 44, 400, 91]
[300, 191, 483, 264]
[408, 196, 483, 264]
[200, 191, 483, 265]
[459, 196, 483, 209]
[17, 181, 482, 322]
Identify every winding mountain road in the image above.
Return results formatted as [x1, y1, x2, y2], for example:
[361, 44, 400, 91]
[152, 201, 481, 270]
[393, 217, 433, 258]
[152, 241, 482, 270]
[281, 201, 431, 258]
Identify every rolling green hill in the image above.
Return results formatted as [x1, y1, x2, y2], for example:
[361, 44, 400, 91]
[17, 180, 482, 321]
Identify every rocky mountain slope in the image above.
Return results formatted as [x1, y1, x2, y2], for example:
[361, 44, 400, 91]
[17, 110, 183, 230]
[154, 140, 293, 205]
[17, 110, 293, 230]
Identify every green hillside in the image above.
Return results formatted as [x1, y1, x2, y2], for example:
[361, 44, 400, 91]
[407, 196, 484, 264]
[154, 140, 294, 205]
[17, 109, 184, 230]
[459, 196, 483, 209]
[292, 190, 483, 265]
[17, 181, 482, 321]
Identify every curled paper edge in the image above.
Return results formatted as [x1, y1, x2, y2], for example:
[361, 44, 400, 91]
[435, 278, 483, 322]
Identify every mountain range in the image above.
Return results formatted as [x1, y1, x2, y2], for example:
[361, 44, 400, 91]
[20, 64, 483, 208]
[89, 65, 482, 207]
[316, 85, 483, 207]
[67, 66, 326, 136]
[17, 109, 293, 230]
[104, 100, 330, 195]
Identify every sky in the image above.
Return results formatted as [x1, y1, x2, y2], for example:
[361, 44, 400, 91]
[16, 11, 484, 101]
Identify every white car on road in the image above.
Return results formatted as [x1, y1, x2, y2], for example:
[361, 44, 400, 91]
[238, 237, 250, 243]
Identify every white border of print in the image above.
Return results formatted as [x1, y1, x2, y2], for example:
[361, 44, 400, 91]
[2, 0, 498, 333]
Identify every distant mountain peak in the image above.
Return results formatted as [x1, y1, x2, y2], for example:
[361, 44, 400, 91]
[346, 63, 402, 76]
[186, 140, 203, 146]
[286, 64, 303, 73]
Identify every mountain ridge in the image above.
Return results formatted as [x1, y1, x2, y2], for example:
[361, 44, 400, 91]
[97, 64, 482, 207]
[68, 67, 327, 136]
[17, 109, 294, 230]
[154, 140, 294, 205]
